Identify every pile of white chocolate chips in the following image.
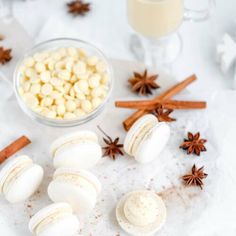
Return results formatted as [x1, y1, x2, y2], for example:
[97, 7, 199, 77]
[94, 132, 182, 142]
[17, 47, 110, 120]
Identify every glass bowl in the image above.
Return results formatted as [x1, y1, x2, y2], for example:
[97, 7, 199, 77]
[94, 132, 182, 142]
[13, 38, 114, 127]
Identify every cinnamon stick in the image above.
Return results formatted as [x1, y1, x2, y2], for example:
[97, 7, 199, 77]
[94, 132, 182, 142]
[0, 136, 31, 164]
[116, 100, 206, 110]
[123, 74, 197, 131]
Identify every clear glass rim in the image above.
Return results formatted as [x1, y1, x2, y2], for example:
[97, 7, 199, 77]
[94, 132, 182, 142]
[13, 38, 114, 127]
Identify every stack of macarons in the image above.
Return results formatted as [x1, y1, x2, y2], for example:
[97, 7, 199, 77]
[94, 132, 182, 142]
[29, 130, 103, 236]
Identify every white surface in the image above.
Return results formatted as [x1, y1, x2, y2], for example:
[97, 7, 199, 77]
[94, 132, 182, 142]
[0, 0, 236, 235]
[0, 58, 228, 236]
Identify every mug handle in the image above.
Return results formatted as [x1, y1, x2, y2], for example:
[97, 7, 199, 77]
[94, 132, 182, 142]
[184, 0, 215, 22]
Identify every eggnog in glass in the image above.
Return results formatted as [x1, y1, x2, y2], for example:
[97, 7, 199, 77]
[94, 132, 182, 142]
[127, 0, 184, 39]
[127, 0, 215, 66]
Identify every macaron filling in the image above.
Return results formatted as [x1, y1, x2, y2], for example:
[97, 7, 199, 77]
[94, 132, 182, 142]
[33, 208, 72, 235]
[129, 120, 157, 156]
[1, 159, 33, 194]
[123, 192, 159, 227]
[52, 137, 98, 158]
[53, 172, 99, 194]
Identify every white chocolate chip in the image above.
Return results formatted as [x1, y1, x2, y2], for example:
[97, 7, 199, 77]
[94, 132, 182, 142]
[73, 61, 87, 75]
[91, 87, 103, 97]
[58, 70, 71, 81]
[57, 48, 67, 57]
[74, 109, 85, 117]
[64, 82, 72, 93]
[44, 110, 57, 119]
[96, 61, 107, 73]
[75, 80, 88, 93]
[78, 48, 87, 58]
[51, 52, 62, 61]
[55, 97, 65, 105]
[41, 83, 53, 95]
[65, 100, 77, 112]
[67, 47, 78, 57]
[33, 53, 44, 62]
[25, 68, 36, 78]
[50, 77, 63, 87]
[40, 71, 51, 83]
[23, 81, 31, 92]
[69, 87, 75, 98]
[30, 84, 41, 94]
[41, 97, 53, 107]
[81, 100, 92, 113]
[57, 105, 66, 115]
[87, 56, 99, 66]
[35, 62, 46, 73]
[88, 74, 101, 88]
[24, 57, 35, 67]
[92, 97, 102, 108]
[64, 112, 76, 119]
[101, 73, 109, 84]
[55, 61, 65, 70]
[51, 91, 62, 99]
[23, 93, 39, 108]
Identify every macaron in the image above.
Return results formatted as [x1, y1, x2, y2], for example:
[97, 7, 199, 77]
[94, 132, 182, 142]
[124, 114, 170, 163]
[116, 190, 167, 236]
[50, 131, 102, 169]
[48, 168, 101, 214]
[29, 203, 80, 236]
[0, 155, 44, 203]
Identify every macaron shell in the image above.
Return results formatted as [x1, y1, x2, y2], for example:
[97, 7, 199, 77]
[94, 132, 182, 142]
[37, 215, 80, 236]
[116, 191, 166, 236]
[124, 114, 158, 155]
[29, 203, 73, 233]
[0, 155, 32, 193]
[54, 168, 102, 194]
[5, 164, 44, 203]
[135, 122, 170, 163]
[50, 131, 98, 157]
[48, 181, 97, 214]
[53, 141, 102, 169]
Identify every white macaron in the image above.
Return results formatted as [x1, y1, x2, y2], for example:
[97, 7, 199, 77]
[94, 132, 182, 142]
[124, 114, 170, 163]
[116, 190, 167, 236]
[29, 203, 80, 236]
[0, 155, 44, 203]
[48, 168, 101, 214]
[50, 131, 102, 169]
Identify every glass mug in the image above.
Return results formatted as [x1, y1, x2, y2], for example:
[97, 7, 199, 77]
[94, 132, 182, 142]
[127, 0, 215, 66]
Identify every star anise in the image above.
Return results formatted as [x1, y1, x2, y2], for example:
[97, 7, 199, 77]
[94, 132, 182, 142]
[182, 164, 208, 189]
[67, 0, 91, 16]
[180, 132, 207, 156]
[128, 69, 160, 96]
[152, 105, 176, 122]
[97, 126, 124, 160]
[0, 47, 12, 65]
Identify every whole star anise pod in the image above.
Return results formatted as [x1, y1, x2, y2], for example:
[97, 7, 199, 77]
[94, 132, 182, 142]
[67, 0, 91, 16]
[128, 69, 160, 96]
[0, 47, 12, 65]
[152, 105, 176, 122]
[182, 164, 208, 189]
[180, 132, 207, 156]
[97, 126, 124, 160]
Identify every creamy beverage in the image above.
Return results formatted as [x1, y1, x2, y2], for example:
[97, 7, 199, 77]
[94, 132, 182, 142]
[127, 0, 184, 38]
